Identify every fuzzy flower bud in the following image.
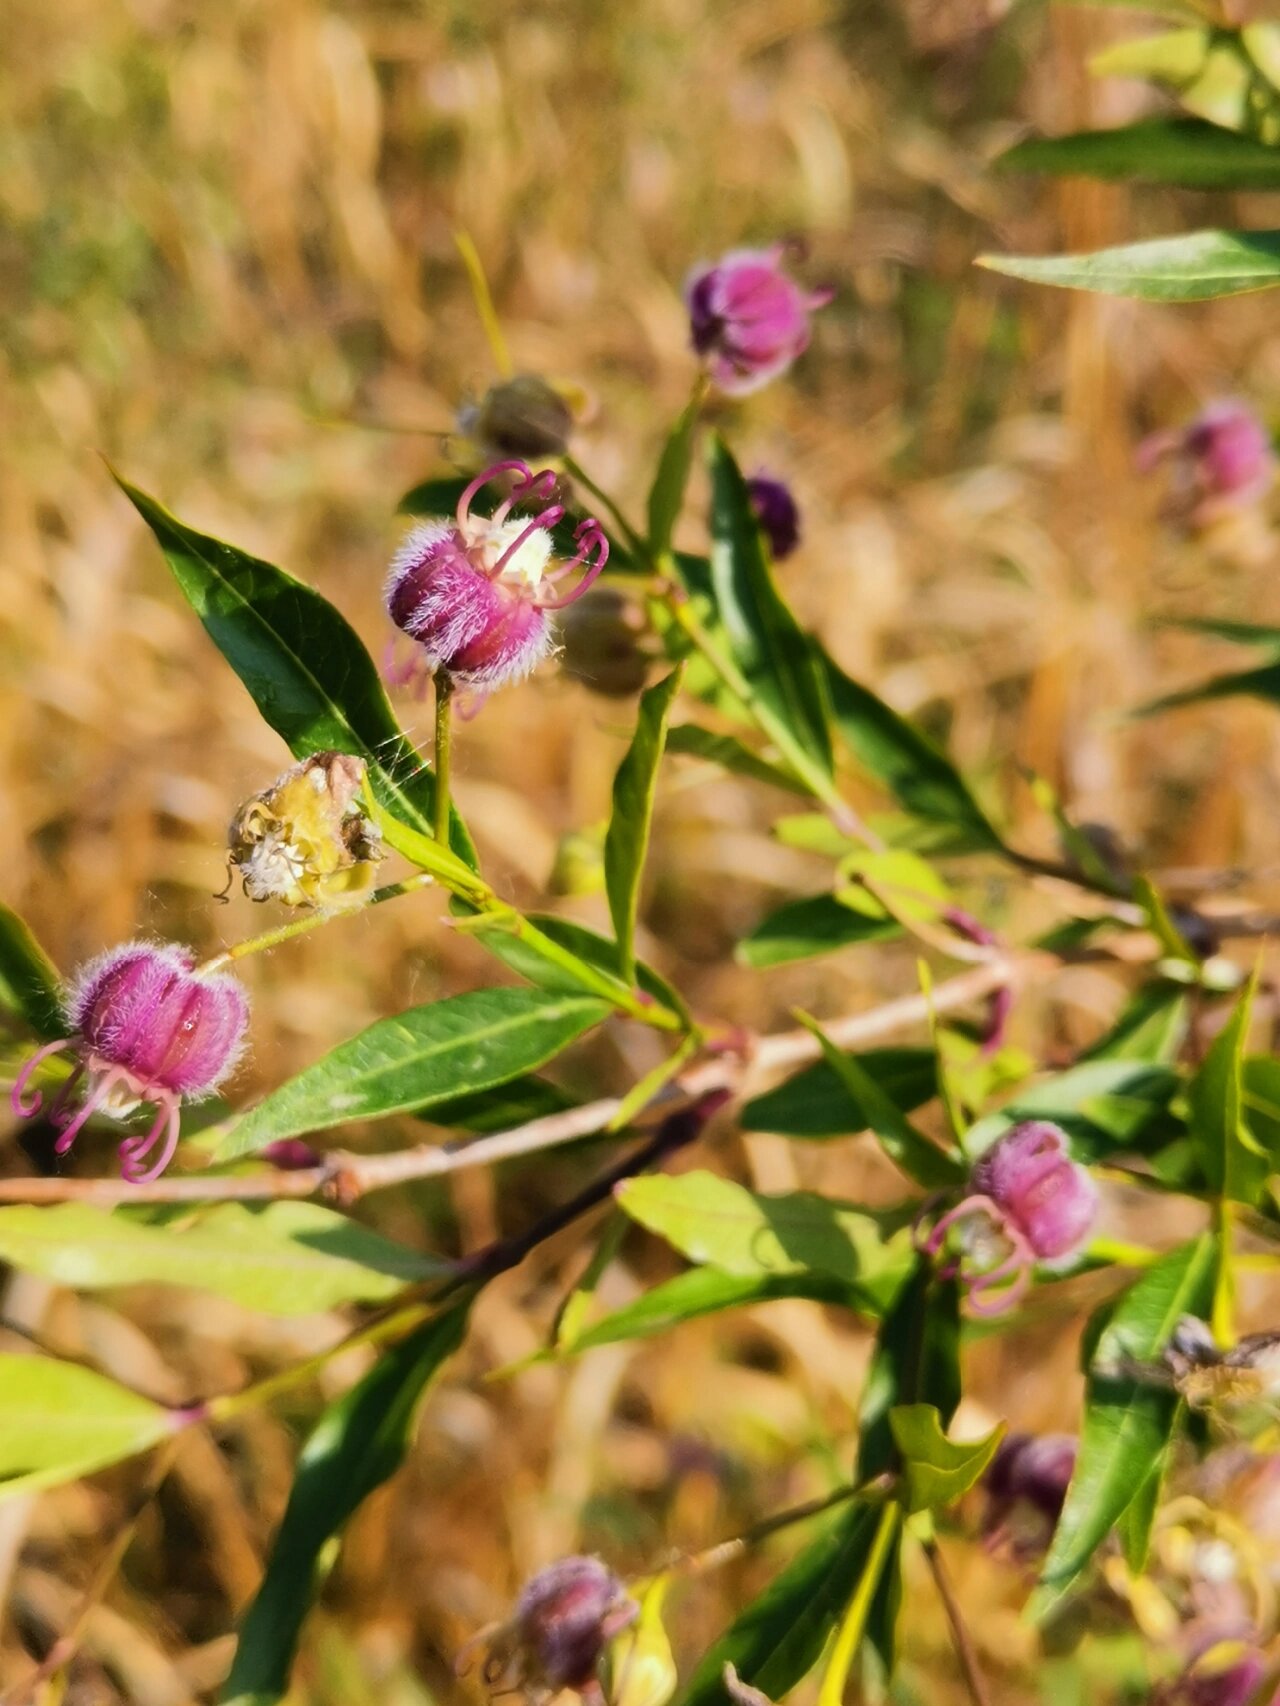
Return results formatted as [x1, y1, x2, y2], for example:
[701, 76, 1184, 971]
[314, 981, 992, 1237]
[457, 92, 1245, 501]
[746, 473, 801, 560]
[385, 460, 609, 695]
[458, 374, 576, 462]
[1138, 400, 1275, 527]
[684, 246, 832, 397]
[474, 1556, 638, 1703]
[982, 1431, 1077, 1557]
[227, 752, 382, 909]
[11, 943, 249, 1183]
[920, 1121, 1098, 1315]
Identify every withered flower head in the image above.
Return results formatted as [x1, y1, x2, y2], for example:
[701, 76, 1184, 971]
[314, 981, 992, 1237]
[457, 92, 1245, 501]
[227, 752, 383, 909]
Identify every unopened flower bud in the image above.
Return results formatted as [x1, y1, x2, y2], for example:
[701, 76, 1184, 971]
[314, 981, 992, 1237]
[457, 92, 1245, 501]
[228, 752, 383, 909]
[982, 1431, 1077, 1557]
[10, 942, 250, 1184]
[684, 246, 832, 397]
[386, 460, 609, 695]
[1157, 1641, 1272, 1706]
[475, 1556, 638, 1702]
[559, 588, 650, 697]
[1138, 400, 1275, 528]
[458, 374, 576, 462]
[746, 473, 801, 560]
[920, 1121, 1098, 1314]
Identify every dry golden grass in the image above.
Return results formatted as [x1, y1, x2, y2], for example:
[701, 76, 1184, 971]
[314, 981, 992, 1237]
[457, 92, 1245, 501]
[5, 2, 1280, 1701]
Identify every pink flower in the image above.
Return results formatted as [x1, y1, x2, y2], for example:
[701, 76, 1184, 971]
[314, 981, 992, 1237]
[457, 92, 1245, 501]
[10, 942, 249, 1184]
[685, 247, 832, 397]
[385, 461, 608, 694]
[746, 473, 801, 559]
[920, 1121, 1098, 1315]
[1138, 400, 1275, 527]
[472, 1556, 638, 1704]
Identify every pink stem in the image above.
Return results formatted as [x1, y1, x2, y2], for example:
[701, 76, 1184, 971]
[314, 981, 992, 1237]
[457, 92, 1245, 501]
[51, 1067, 122, 1156]
[488, 505, 565, 577]
[495, 466, 558, 524]
[456, 459, 531, 529]
[48, 1062, 86, 1127]
[537, 521, 610, 609]
[918, 1193, 1003, 1259]
[966, 1237, 1032, 1317]
[119, 1099, 182, 1185]
[10, 1039, 70, 1118]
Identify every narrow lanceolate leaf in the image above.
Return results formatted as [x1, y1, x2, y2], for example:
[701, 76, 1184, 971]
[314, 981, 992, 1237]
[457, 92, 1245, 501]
[1031, 1236, 1217, 1620]
[818, 647, 1004, 852]
[0, 1355, 171, 1501]
[221, 1302, 469, 1706]
[615, 1170, 913, 1309]
[1187, 970, 1267, 1206]
[742, 1047, 936, 1141]
[218, 989, 609, 1159]
[1140, 657, 1280, 717]
[560, 1266, 884, 1354]
[667, 723, 813, 796]
[0, 1202, 446, 1315]
[858, 1262, 961, 1480]
[0, 902, 63, 1040]
[707, 436, 833, 782]
[979, 230, 1280, 302]
[794, 1016, 964, 1189]
[604, 667, 683, 983]
[678, 1501, 882, 1706]
[649, 396, 703, 560]
[963, 1058, 1181, 1165]
[888, 1405, 1004, 1514]
[998, 120, 1280, 190]
[114, 475, 475, 866]
[736, 893, 900, 969]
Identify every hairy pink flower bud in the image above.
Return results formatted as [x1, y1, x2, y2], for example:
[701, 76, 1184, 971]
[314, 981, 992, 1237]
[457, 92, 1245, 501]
[746, 473, 800, 560]
[920, 1121, 1097, 1315]
[385, 461, 609, 694]
[982, 1431, 1077, 1556]
[11, 943, 249, 1184]
[1138, 400, 1275, 527]
[684, 247, 832, 397]
[473, 1556, 638, 1702]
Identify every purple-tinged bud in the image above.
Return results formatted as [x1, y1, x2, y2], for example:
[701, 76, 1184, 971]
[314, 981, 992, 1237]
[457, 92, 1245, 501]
[10, 942, 249, 1184]
[1157, 1643, 1272, 1706]
[982, 1431, 1077, 1557]
[385, 461, 609, 695]
[458, 374, 576, 462]
[559, 588, 650, 697]
[260, 1138, 322, 1171]
[474, 1556, 638, 1702]
[970, 1121, 1099, 1262]
[920, 1121, 1097, 1315]
[746, 473, 801, 560]
[1138, 400, 1275, 528]
[684, 247, 832, 397]
[943, 906, 1012, 1056]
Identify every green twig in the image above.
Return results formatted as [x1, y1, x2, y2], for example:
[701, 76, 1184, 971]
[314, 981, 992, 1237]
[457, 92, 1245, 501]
[434, 672, 455, 847]
[198, 873, 436, 974]
[818, 1501, 901, 1706]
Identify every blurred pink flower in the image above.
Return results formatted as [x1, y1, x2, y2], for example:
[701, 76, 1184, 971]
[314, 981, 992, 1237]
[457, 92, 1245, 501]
[1138, 400, 1275, 527]
[685, 246, 832, 396]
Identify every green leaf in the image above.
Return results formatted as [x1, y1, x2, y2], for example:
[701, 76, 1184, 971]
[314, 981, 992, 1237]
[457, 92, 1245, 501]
[793, 1015, 964, 1189]
[964, 1058, 1181, 1164]
[677, 1501, 883, 1706]
[1080, 982, 1188, 1065]
[604, 668, 683, 983]
[742, 1047, 937, 1140]
[419, 1075, 576, 1135]
[115, 475, 476, 866]
[1031, 1236, 1217, 1619]
[471, 910, 691, 1023]
[615, 1170, 914, 1306]
[998, 119, 1280, 189]
[1187, 970, 1266, 1205]
[221, 1302, 469, 1705]
[218, 989, 608, 1159]
[1242, 1054, 1280, 1165]
[707, 436, 833, 780]
[0, 1202, 446, 1314]
[1134, 875, 1199, 964]
[0, 902, 63, 1040]
[562, 1265, 883, 1354]
[649, 397, 702, 560]
[817, 647, 1004, 852]
[858, 1262, 961, 1480]
[979, 230, 1280, 302]
[667, 723, 812, 796]
[736, 894, 900, 969]
[1139, 656, 1280, 716]
[889, 1405, 1004, 1514]
[0, 1354, 170, 1500]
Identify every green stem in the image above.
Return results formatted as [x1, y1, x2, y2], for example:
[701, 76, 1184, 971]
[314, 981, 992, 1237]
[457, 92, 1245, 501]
[434, 673, 454, 846]
[562, 453, 645, 554]
[818, 1501, 901, 1706]
[198, 873, 437, 974]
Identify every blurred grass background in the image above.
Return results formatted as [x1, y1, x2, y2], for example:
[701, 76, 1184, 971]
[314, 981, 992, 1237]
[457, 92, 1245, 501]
[5, 1, 1280, 1701]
